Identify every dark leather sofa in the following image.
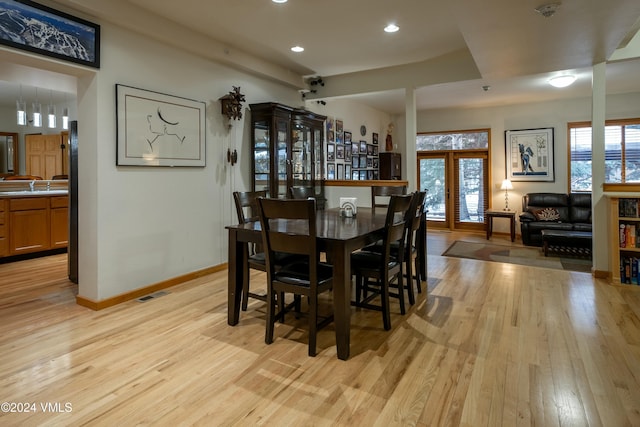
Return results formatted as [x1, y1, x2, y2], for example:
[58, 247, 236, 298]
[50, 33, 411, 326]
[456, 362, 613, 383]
[519, 193, 592, 246]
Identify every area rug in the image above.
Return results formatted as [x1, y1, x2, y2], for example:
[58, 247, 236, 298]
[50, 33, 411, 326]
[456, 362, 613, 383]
[442, 240, 592, 273]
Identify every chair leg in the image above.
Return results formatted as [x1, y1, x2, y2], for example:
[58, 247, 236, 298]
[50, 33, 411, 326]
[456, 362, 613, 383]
[414, 256, 422, 294]
[405, 251, 416, 306]
[308, 294, 317, 357]
[381, 278, 391, 331]
[265, 290, 276, 345]
[241, 250, 250, 311]
[396, 270, 406, 315]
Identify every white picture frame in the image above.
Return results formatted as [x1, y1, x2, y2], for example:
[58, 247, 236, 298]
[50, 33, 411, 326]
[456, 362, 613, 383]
[116, 84, 206, 167]
[505, 127, 554, 182]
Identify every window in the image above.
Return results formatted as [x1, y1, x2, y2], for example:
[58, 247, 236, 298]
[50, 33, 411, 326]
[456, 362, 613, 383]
[569, 119, 640, 192]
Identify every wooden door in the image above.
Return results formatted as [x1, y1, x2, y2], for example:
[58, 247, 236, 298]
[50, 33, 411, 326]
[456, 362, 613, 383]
[26, 134, 63, 179]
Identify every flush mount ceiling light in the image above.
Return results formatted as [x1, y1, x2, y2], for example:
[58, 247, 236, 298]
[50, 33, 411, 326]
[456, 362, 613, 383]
[384, 23, 399, 33]
[291, 45, 304, 53]
[535, 2, 561, 18]
[272, 0, 287, 3]
[548, 74, 576, 88]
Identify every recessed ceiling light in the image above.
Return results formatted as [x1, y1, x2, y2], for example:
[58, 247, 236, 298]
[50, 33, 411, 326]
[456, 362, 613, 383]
[272, 0, 288, 3]
[291, 46, 304, 53]
[384, 24, 399, 33]
[548, 74, 576, 88]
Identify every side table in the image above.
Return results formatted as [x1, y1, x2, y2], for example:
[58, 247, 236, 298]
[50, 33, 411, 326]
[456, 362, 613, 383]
[485, 209, 516, 242]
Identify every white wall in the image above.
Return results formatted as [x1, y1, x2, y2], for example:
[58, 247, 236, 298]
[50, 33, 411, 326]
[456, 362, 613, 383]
[74, 22, 301, 301]
[396, 91, 640, 234]
[305, 97, 392, 208]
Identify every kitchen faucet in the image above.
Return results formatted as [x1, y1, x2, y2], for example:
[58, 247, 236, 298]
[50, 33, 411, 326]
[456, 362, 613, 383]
[29, 180, 35, 191]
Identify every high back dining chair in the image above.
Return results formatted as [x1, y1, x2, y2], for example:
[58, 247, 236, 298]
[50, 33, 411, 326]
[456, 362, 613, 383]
[351, 193, 413, 330]
[404, 191, 427, 302]
[257, 197, 334, 357]
[233, 190, 268, 310]
[362, 191, 425, 305]
[289, 186, 316, 200]
[371, 185, 407, 209]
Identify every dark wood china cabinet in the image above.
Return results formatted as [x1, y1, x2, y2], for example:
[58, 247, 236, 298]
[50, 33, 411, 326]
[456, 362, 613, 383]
[250, 103, 326, 204]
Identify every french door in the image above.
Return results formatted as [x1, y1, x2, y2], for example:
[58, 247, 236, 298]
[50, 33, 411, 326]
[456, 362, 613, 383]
[418, 151, 488, 231]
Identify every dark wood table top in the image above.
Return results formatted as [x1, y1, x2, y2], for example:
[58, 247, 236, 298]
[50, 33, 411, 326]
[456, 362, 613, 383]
[225, 207, 388, 242]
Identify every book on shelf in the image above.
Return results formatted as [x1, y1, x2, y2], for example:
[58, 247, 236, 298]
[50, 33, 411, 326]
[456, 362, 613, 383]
[619, 255, 640, 285]
[619, 198, 640, 217]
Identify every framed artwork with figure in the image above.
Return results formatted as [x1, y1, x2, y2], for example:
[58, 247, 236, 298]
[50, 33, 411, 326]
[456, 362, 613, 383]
[505, 127, 554, 182]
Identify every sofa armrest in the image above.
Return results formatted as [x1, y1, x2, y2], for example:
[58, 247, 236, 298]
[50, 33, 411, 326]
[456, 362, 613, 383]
[519, 212, 536, 222]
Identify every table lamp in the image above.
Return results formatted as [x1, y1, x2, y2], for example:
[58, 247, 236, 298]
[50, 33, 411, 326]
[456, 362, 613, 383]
[501, 179, 513, 211]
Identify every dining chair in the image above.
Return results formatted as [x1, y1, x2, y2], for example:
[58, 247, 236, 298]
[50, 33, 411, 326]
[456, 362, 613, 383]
[232, 190, 269, 311]
[288, 186, 316, 200]
[351, 193, 413, 331]
[371, 185, 407, 209]
[362, 191, 426, 305]
[257, 197, 334, 357]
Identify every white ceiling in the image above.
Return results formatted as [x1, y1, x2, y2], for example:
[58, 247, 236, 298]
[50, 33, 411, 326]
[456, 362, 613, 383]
[2, 0, 640, 114]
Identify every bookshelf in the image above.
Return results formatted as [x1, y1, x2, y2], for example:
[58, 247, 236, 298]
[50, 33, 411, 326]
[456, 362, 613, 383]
[609, 196, 640, 284]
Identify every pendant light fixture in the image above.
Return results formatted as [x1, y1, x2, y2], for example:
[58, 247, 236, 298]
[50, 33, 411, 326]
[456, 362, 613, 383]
[32, 88, 42, 128]
[16, 85, 26, 126]
[47, 90, 56, 129]
[62, 93, 69, 130]
[62, 107, 69, 130]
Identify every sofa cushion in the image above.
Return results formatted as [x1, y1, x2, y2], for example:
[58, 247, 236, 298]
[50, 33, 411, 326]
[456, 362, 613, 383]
[573, 223, 593, 232]
[569, 193, 592, 223]
[532, 207, 561, 221]
[527, 222, 574, 233]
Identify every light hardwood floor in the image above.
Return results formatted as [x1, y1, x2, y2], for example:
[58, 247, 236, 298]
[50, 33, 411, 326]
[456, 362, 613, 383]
[1, 231, 639, 426]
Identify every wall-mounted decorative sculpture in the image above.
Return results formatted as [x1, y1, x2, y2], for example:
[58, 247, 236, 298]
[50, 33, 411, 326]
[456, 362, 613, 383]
[219, 86, 245, 120]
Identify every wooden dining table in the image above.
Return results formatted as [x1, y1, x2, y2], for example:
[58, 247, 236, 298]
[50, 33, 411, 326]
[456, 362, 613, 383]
[226, 207, 427, 360]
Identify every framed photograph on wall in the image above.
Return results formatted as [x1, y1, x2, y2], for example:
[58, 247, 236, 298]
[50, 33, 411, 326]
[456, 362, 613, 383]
[326, 117, 335, 142]
[116, 84, 206, 167]
[337, 163, 344, 180]
[351, 156, 359, 169]
[352, 141, 359, 155]
[373, 132, 379, 145]
[505, 127, 554, 181]
[344, 131, 352, 144]
[336, 144, 345, 160]
[327, 143, 335, 161]
[0, 0, 100, 68]
[360, 140, 367, 154]
[345, 144, 352, 161]
[327, 163, 335, 180]
[345, 164, 351, 179]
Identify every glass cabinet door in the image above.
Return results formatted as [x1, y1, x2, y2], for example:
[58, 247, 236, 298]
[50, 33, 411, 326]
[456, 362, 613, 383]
[253, 120, 270, 193]
[292, 122, 312, 187]
[275, 119, 289, 198]
[313, 127, 322, 180]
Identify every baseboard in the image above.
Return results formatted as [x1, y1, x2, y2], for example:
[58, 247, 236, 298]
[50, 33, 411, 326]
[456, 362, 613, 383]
[76, 263, 227, 310]
[592, 269, 610, 279]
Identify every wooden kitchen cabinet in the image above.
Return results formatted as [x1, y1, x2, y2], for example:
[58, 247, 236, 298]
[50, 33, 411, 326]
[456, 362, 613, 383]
[0, 199, 7, 256]
[9, 197, 49, 255]
[50, 196, 68, 248]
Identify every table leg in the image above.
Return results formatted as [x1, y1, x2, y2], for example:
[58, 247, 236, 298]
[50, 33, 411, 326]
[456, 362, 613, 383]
[227, 229, 244, 326]
[511, 216, 515, 242]
[417, 214, 427, 281]
[486, 216, 493, 239]
[329, 241, 351, 360]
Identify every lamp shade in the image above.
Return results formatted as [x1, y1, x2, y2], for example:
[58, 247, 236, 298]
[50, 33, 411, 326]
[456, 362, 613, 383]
[501, 179, 513, 190]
